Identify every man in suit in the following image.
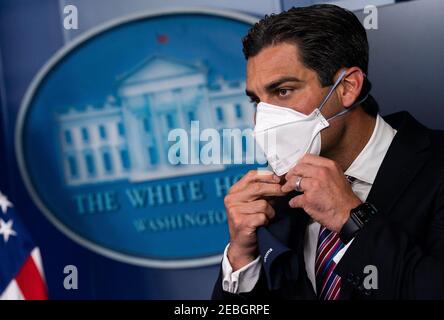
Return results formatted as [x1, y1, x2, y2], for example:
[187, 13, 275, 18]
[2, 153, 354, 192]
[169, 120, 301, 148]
[212, 4, 444, 300]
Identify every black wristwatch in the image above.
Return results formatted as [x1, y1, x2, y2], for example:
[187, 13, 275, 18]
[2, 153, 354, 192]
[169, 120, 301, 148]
[339, 202, 378, 244]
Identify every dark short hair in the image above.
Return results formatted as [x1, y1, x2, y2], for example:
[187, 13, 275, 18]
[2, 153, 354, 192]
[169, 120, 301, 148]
[242, 4, 379, 116]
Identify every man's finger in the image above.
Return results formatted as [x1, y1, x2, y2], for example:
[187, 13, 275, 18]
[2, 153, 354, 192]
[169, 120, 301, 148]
[230, 170, 280, 193]
[245, 213, 269, 229]
[281, 175, 299, 193]
[289, 194, 305, 208]
[285, 163, 319, 181]
[282, 176, 317, 193]
[241, 170, 281, 185]
[230, 200, 276, 220]
[229, 182, 287, 202]
[248, 170, 282, 183]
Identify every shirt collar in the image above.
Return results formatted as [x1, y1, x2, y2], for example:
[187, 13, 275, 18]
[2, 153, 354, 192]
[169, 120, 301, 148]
[344, 114, 397, 185]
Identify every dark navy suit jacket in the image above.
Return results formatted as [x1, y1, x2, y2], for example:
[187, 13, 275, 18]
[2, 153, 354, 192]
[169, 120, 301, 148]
[212, 112, 444, 300]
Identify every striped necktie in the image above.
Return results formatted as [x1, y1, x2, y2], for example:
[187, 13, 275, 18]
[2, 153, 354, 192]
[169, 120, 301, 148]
[315, 175, 354, 300]
[315, 226, 344, 300]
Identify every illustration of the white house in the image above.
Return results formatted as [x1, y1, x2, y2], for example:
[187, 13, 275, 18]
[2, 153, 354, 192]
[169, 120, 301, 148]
[57, 56, 255, 186]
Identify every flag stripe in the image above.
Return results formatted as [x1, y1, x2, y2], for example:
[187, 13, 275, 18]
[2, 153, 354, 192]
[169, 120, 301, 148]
[30, 247, 45, 280]
[0, 279, 24, 300]
[0, 191, 48, 300]
[15, 254, 48, 300]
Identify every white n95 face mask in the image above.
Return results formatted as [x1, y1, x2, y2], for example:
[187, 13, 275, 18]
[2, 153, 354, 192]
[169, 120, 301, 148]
[253, 70, 356, 176]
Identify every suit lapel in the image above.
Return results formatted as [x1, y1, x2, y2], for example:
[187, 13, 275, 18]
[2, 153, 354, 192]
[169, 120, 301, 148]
[366, 112, 431, 214]
[340, 112, 431, 300]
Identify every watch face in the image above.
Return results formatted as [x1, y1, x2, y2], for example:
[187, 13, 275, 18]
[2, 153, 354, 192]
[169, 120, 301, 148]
[352, 211, 365, 227]
[355, 203, 377, 225]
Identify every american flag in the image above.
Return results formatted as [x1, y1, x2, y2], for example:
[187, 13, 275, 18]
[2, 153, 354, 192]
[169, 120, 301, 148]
[0, 191, 48, 300]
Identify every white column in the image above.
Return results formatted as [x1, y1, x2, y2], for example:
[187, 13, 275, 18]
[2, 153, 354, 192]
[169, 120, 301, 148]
[73, 126, 88, 182]
[147, 93, 165, 167]
[90, 123, 104, 180]
[123, 106, 146, 173]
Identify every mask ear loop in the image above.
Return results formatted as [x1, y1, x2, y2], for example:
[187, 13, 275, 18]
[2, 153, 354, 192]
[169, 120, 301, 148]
[326, 92, 369, 122]
[318, 70, 370, 122]
[318, 69, 348, 112]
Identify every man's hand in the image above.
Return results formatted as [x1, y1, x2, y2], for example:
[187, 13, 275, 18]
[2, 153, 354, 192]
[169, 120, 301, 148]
[225, 170, 286, 271]
[281, 154, 362, 233]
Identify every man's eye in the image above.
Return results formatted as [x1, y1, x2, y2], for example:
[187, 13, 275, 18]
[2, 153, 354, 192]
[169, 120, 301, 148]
[278, 88, 292, 97]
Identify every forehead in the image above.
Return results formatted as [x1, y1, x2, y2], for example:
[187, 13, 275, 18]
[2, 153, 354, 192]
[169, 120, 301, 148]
[246, 42, 307, 84]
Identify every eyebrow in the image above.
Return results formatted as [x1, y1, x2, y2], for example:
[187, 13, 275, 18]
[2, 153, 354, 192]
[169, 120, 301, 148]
[245, 76, 303, 100]
[265, 76, 302, 92]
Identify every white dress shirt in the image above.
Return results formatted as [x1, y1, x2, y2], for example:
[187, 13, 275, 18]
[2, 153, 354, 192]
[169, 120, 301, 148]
[222, 114, 397, 294]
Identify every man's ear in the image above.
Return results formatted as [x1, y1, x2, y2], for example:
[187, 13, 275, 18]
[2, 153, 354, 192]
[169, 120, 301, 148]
[337, 67, 365, 108]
